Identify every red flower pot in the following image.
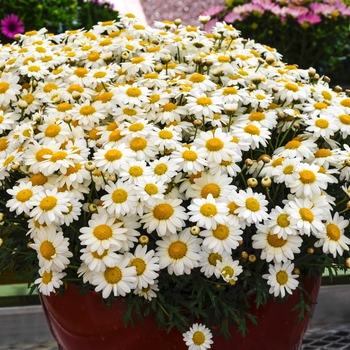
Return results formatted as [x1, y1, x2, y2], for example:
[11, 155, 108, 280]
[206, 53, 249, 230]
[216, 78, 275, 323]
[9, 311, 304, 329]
[40, 275, 321, 350]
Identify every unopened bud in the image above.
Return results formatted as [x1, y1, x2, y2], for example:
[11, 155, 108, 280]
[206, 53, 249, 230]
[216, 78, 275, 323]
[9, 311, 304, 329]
[18, 100, 28, 109]
[261, 177, 272, 187]
[121, 52, 129, 60]
[88, 203, 98, 213]
[190, 226, 200, 236]
[193, 119, 202, 127]
[0, 213, 4, 222]
[174, 18, 182, 26]
[63, 115, 72, 123]
[139, 235, 149, 245]
[11, 161, 21, 171]
[245, 158, 253, 167]
[323, 76, 331, 83]
[307, 247, 314, 254]
[85, 161, 96, 171]
[161, 54, 172, 64]
[241, 251, 249, 259]
[107, 175, 116, 182]
[229, 280, 236, 286]
[308, 67, 316, 77]
[345, 257, 350, 269]
[347, 201, 350, 210]
[248, 254, 256, 263]
[344, 158, 350, 167]
[293, 267, 301, 275]
[247, 177, 258, 188]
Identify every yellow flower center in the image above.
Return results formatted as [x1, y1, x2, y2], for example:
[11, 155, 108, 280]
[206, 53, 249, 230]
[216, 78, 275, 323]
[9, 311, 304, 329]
[315, 148, 332, 158]
[131, 57, 145, 64]
[0, 82, 9, 94]
[66, 163, 82, 175]
[249, 112, 265, 122]
[285, 82, 299, 92]
[130, 258, 146, 275]
[318, 116, 332, 128]
[45, 124, 61, 138]
[205, 137, 223, 152]
[129, 165, 143, 177]
[104, 266, 122, 284]
[218, 55, 230, 63]
[28, 65, 40, 72]
[105, 149, 122, 161]
[283, 165, 294, 175]
[190, 73, 205, 83]
[154, 163, 168, 175]
[42, 270, 53, 285]
[284, 139, 301, 149]
[93, 71, 106, 79]
[299, 208, 314, 222]
[112, 189, 128, 203]
[182, 149, 198, 161]
[313, 102, 328, 110]
[271, 157, 285, 167]
[16, 189, 33, 202]
[208, 252, 222, 266]
[93, 224, 113, 240]
[30, 173, 48, 186]
[321, 90, 332, 100]
[80, 105, 96, 116]
[200, 203, 218, 217]
[245, 198, 260, 212]
[108, 130, 122, 143]
[91, 250, 108, 259]
[36, 148, 53, 161]
[221, 266, 234, 278]
[299, 169, 316, 184]
[162, 102, 177, 112]
[255, 94, 266, 100]
[192, 331, 205, 346]
[123, 107, 137, 116]
[40, 241, 56, 260]
[326, 223, 341, 241]
[96, 91, 113, 103]
[22, 94, 35, 105]
[227, 201, 239, 215]
[4, 155, 15, 166]
[144, 72, 159, 79]
[213, 224, 229, 240]
[168, 241, 187, 259]
[39, 196, 57, 211]
[57, 102, 73, 112]
[126, 87, 142, 97]
[340, 99, 350, 108]
[153, 203, 174, 220]
[43, 83, 58, 93]
[145, 183, 158, 195]
[130, 137, 147, 151]
[244, 124, 260, 135]
[277, 213, 290, 228]
[88, 52, 100, 62]
[223, 86, 238, 95]
[50, 151, 67, 162]
[276, 270, 288, 285]
[149, 94, 160, 103]
[267, 233, 287, 247]
[196, 96, 212, 106]
[339, 114, 350, 125]
[159, 130, 173, 139]
[129, 122, 144, 132]
[99, 38, 112, 46]
[74, 67, 89, 77]
[201, 183, 220, 199]
[0, 138, 8, 151]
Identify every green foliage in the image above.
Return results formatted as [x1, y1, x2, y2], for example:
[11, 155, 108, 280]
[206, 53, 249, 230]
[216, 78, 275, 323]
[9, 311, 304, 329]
[0, 0, 119, 44]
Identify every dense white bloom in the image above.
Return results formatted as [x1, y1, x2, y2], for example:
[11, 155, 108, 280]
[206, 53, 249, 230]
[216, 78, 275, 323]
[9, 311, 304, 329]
[183, 323, 213, 350]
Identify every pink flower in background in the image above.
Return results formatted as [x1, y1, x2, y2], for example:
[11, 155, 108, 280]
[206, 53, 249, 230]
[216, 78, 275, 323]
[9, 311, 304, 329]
[297, 13, 322, 25]
[202, 5, 224, 17]
[1, 14, 25, 39]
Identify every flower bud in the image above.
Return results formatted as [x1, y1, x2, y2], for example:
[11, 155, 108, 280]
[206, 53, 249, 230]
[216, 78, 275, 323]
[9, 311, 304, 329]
[161, 54, 172, 64]
[85, 161, 96, 171]
[88, 203, 98, 213]
[11, 161, 21, 171]
[345, 258, 350, 269]
[293, 267, 301, 275]
[0, 238, 3, 247]
[344, 158, 350, 167]
[174, 18, 182, 26]
[247, 177, 258, 188]
[18, 100, 28, 109]
[190, 226, 200, 236]
[245, 158, 253, 167]
[307, 247, 314, 254]
[241, 251, 249, 259]
[64, 115, 72, 123]
[261, 177, 272, 188]
[139, 235, 149, 245]
[248, 254, 257, 263]
[121, 52, 129, 60]
[308, 67, 316, 77]
[0, 213, 4, 222]
[193, 119, 202, 127]
[347, 201, 350, 210]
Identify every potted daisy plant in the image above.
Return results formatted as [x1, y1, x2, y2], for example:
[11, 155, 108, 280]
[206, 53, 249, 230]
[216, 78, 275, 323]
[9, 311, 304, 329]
[0, 11, 350, 350]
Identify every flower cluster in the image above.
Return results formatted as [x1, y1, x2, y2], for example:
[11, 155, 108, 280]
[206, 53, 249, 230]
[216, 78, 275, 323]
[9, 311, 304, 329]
[203, 0, 350, 85]
[1, 12, 350, 348]
[0, 0, 118, 44]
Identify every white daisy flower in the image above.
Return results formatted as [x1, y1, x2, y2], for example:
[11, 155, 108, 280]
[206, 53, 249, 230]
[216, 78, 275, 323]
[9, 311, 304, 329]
[200, 223, 243, 254]
[79, 208, 128, 254]
[115, 83, 150, 107]
[101, 180, 139, 216]
[183, 323, 213, 350]
[266, 206, 297, 239]
[270, 157, 301, 185]
[149, 156, 180, 183]
[187, 72, 217, 92]
[80, 246, 120, 273]
[274, 136, 318, 159]
[314, 212, 350, 258]
[30, 188, 72, 225]
[141, 198, 188, 236]
[288, 163, 331, 197]
[34, 268, 66, 296]
[134, 176, 167, 207]
[155, 228, 202, 276]
[252, 224, 302, 263]
[30, 226, 73, 272]
[0, 72, 21, 105]
[171, 145, 208, 175]
[186, 90, 222, 119]
[119, 159, 151, 183]
[134, 281, 159, 301]
[247, 89, 274, 109]
[233, 188, 269, 226]
[198, 245, 231, 278]
[287, 196, 325, 236]
[124, 244, 160, 289]
[71, 100, 107, 130]
[304, 114, 339, 139]
[263, 261, 299, 298]
[92, 256, 137, 298]
[6, 181, 42, 215]
[216, 258, 243, 284]
[188, 193, 229, 230]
